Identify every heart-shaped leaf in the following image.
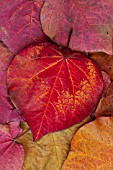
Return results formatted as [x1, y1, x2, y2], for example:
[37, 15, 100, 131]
[17, 116, 90, 170]
[7, 43, 103, 141]
[41, 0, 113, 54]
[0, 42, 23, 123]
[62, 117, 113, 170]
[0, 122, 24, 170]
[0, 0, 47, 54]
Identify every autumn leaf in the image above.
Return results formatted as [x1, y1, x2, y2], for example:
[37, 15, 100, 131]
[91, 52, 113, 80]
[96, 82, 113, 117]
[0, 96, 24, 124]
[0, 42, 23, 123]
[0, 42, 14, 97]
[90, 53, 113, 117]
[0, 0, 48, 54]
[41, 0, 113, 54]
[7, 43, 103, 141]
[106, 82, 113, 96]
[0, 122, 24, 170]
[62, 117, 113, 170]
[0, 1, 113, 170]
[17, 116, 91, 170]
[101, 71, 111, 97]
[0, 42, 14, 71]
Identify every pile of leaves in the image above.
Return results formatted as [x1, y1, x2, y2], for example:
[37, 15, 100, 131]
[0, 0, 113, 169]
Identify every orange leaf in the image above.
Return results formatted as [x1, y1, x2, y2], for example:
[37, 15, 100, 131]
[62, 117, 113, 170]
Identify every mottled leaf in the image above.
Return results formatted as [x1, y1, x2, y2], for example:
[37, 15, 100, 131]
[62, 117, 113, 170]
[0, 42, 23, 123]
[17, 116, 91, 170]
[0, 122, 24, 170]
[91, 52, 113, 80]
[7, 43, 103, 141]
[0, 0, 47, 54]
[41, 0, 113, 54]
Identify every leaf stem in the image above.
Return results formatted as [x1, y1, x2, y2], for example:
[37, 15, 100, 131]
[14, 128, 30, 142]
[64, 28, 73, 58]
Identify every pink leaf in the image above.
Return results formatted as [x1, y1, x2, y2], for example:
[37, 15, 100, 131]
[0, 122, 24, 170]
[0, 42, 24, 123]
[0, 0, 48, 54]
[41, 0, 113, 54]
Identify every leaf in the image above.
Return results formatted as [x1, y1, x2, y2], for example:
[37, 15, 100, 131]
[95, 82, 113, 117]
[41, 0, 113, 54]
[101, 71, 111, 97]
[0, 122, 24, 170]
[0, 42, 14, 97]
[0, 96, 24, 123]
[17, 116, 91, 170]
[91, 52, 113, 80]
[0, 42, 23, 123]
[62, 117, 113, 170]
[7, 43, 103, 141]
[0, 0, 47, 54]
[106, 82, 113, 96]
[0, 42, 14, 71]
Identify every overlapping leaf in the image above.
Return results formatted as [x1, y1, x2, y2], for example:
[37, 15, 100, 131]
[41, 0, 113, 54]
[0, 0, 47, 54]
[0, 122, 24, 170]
[91, 52, 113, 80]
[101, 71, 111, 97]
[62, 117, 113, 170]
[96, 82, 113, 117]
[17, 116, 91, 170]
[90, 53, 113, 117]
[0, 42, 23, 123]
[7, 43, 103, 141]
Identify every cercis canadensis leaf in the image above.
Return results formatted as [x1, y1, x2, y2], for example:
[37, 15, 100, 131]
[17, 116, 90, 170]
[91, 52, 113, 80]
[96, 82, 113, 117]
[0, 0, 48, 54]
[0, 42, 23, 123]
[0, 122, 24, 170]
[7, 43, 103, 141]
[62, 117, 113, 170]
[101, 71, 111, 97]
[41, 0, 113, 54]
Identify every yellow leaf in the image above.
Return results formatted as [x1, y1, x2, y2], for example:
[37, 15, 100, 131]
[17, 116, 90, 170]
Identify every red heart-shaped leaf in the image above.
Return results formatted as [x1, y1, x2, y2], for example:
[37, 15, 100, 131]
[7, 43, 103, 141]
